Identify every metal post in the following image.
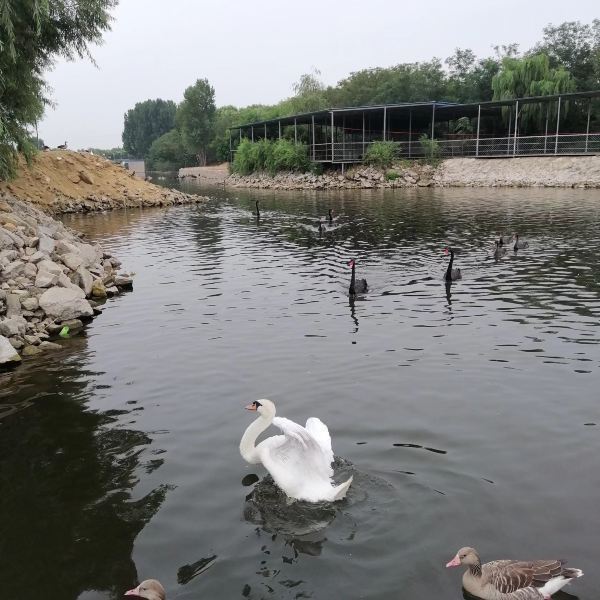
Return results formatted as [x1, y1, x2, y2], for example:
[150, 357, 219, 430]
[431, 103, 436, 140]
[475, 104, 481, 157]
[229, 130, 232, 162]
[585, 98, 591, 153]
[342, 115, 346, 161]
[294, 118, 297, 145]
[362, 112, 366, 158]
[513, 100, 519, 156]
[544, 103, 549, 154]
[239, 128, 242, 142]
[383, 107, 387, 141]
[506, 107, 512, 155]
[278, 121, 281, 140]
[554, 96, 561, 155]
[311, 115, 315, 161]
[251, 126, 254, 142]
[408, 110, 412, 158]
[264, 123, 267, 140]
[331, 111, 335, 162]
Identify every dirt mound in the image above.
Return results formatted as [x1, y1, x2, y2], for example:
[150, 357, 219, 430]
[0, 150, 205, 213]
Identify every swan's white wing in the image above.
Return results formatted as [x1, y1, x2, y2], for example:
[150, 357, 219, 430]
[256, 417, 334, 499]
[305, 417, 334, 466]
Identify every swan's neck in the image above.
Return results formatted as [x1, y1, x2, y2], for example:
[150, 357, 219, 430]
[240, 414, 272, 464]
[445, 251, 454, 280]
[349, 263, 356, 295]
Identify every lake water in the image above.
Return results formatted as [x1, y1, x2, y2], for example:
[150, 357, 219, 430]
[1, 186, 599, 600]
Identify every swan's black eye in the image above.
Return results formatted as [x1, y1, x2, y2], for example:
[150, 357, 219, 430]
[254, 401, 262, 408]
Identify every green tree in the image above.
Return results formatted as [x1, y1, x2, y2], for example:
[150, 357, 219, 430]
[0, 0, 116, 180]
[122, 99, 177, 158]
[176, 78, 216, 166]
[492, 54, 576, 131]
[532, 20, 600, 90]
[145, 129, 192, 172]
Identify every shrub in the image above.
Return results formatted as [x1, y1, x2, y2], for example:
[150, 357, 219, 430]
[385, 170, 400, 181]
[232, 139, 308, 174]
[364, 141, 397, 168]
[419, 134, 441, 161]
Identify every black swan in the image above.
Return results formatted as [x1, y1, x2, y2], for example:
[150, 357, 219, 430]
[513, 233, 529, 250]
[318, 221, 324, 235]
[255, 200, 260, 218]
[328, 208, 333, 223]
[348, 259, 368, 296]
[493, 240, 507, 260]
[444, 247, 462, 281]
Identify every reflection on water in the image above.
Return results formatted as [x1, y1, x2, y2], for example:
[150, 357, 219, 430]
[2, 186, 600, 599]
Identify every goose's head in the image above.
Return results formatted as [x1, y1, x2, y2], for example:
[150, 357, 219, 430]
[245, 398, 276, 419]
[125, 579, 165, 600]
[446, 546, 480, 568]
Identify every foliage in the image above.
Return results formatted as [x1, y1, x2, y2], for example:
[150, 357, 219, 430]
[532, 20, 600, 90]
[89, 147, 128, 160]
[492, 54, 576, 131]
[122, 99, 176, 158]
[176, 78, 216, 166]
[385, 170, 400, 181]
[364, 142, 397, 168]
[0, 0, 116, 180]
[145, 129, 193, 172]
[419, 135, 441, 161]
[231, 139, 309, 175]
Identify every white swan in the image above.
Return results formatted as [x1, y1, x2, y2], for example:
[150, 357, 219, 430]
[240, 399, 353, 503]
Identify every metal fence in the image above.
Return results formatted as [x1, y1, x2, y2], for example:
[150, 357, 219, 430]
[309, 133, 600, 162]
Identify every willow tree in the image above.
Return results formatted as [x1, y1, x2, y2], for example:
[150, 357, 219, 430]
[0, 0, 117, 180]
[492, 54, 575, 132]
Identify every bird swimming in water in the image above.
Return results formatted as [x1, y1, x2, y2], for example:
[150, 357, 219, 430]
[444, 247, 462, 281]
[348, 259, 368, 296]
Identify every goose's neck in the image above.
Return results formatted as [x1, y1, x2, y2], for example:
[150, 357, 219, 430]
[240, 414, 272, 464]
[468, 561, 482, 578]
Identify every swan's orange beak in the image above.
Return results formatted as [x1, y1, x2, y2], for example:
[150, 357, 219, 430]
[446, 555, 461, 568]
[245, 403, 257, 411]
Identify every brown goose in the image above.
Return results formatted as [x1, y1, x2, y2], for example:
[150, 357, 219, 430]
[125, 579, 165, 600]
[446, 547, 583, 600]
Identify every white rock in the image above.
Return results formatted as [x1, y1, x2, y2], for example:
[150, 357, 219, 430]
[76, 266, 93, 297]
[0, 316, 27, 337]
[38, 234, 56, 254]
[38, 287, 93, 320]
[0, 334, 21, 365]
[61, 252, 83, 271]
[2, 260, 25, 278]
[21, 297, 39, 311]
[35, 270, 59, 288]
[37, 259, 63, 276]
[29, 251, 46, 263]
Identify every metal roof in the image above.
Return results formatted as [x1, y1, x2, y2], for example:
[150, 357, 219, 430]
[229, 90, 600, 131]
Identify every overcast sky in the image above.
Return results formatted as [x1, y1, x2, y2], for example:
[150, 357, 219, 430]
[39, 0, 599, 149]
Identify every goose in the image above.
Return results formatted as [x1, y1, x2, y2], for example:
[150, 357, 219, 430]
[56, 141, 67, 150]
[446, 546, 583, 600]
[444, 247, 462, 281]
[125, 579, 165, 600]
[348, 259, 368, 296]
[493, 240, 507, 260]
[240, 399, 353, 503]
[513, 234, 529, 251]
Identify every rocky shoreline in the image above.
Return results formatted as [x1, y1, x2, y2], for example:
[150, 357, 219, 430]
[0, 194, 134, 367]
[221, 156, 600, 190]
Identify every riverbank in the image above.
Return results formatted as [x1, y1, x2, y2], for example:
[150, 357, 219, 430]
[1, 150, 207, 214]
[0, 194, 139, 366]
[220, 156, 600, 190]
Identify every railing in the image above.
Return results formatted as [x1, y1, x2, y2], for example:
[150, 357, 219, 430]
[309, 133, 600, 162]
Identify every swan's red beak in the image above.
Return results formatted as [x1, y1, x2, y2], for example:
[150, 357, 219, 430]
[245, 403, 257, 411]
[446, 555, 461, 568]
[348, 260, 354, 267]
[444, 248, 449, 255]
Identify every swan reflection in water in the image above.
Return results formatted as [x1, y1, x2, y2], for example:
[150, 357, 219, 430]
[349, 297, 359, 332]
[445, 280, 453, 307]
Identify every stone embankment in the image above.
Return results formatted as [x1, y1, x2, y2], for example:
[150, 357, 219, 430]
[0, 193, 134, 367]
[224, 156, 600, 190]
[1, 150, 207, 214]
